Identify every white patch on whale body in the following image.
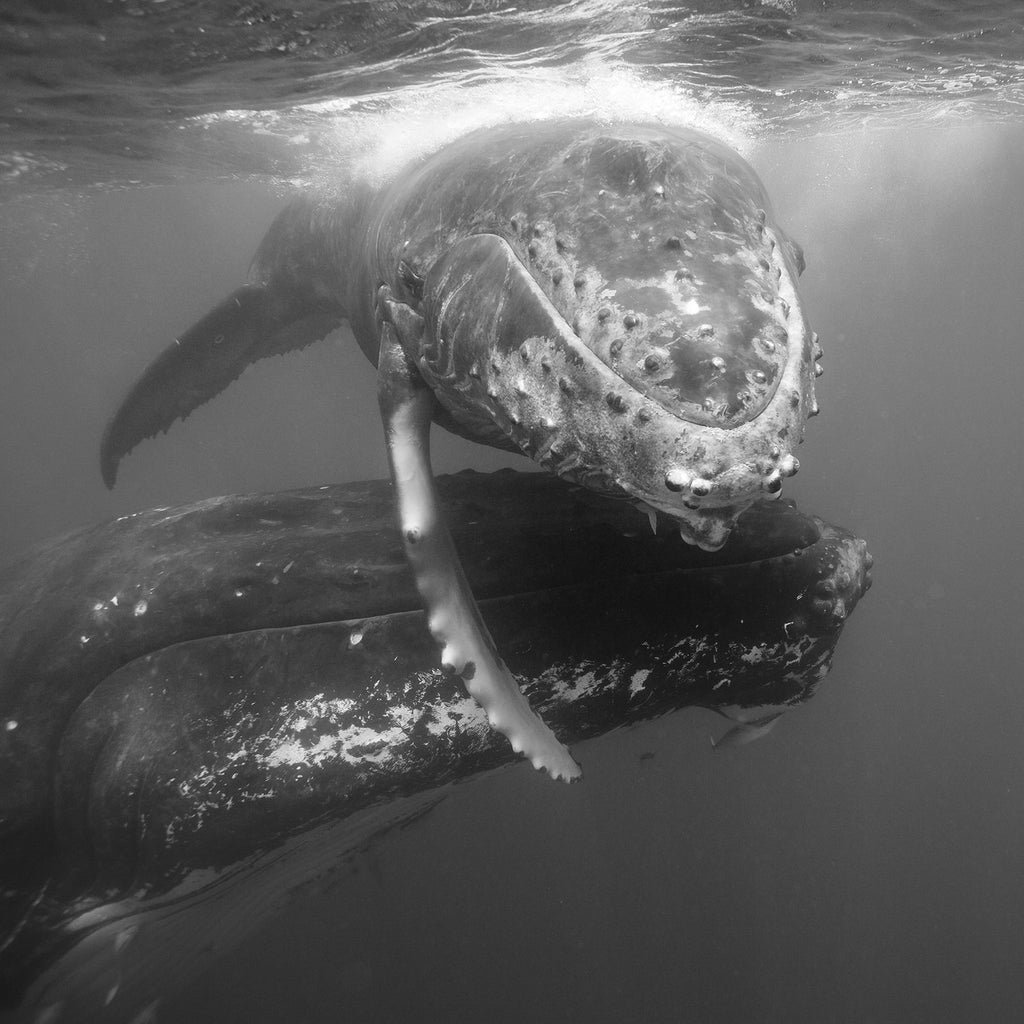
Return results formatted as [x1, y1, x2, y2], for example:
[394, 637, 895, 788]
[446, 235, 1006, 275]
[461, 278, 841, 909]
[546, 669, 598, 702]
[163, 690, 492, 794]
[264, 723, 406, 768]
[628, 668, 651, 698]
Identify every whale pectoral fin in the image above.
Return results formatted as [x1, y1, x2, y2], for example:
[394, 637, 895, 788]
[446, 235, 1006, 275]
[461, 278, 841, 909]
[376, 289, 581, 782]
[100, 285, 344, 488]
[710, 710, 786, 749]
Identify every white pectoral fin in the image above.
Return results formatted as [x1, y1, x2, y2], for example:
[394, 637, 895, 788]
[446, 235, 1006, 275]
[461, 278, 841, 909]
[376, 311, 581, 782]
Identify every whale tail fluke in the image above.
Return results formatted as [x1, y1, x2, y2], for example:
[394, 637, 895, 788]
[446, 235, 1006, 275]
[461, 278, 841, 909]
[100, 283, 344, 488]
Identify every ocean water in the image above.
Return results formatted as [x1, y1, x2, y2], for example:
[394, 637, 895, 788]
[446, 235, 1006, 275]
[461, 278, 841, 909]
[2, 2, 1024, 1022]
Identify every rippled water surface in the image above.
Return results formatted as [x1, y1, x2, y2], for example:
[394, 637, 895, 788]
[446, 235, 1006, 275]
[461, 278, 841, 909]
[2, 2, 1024, 1022]
[3, 0, 1024, 193]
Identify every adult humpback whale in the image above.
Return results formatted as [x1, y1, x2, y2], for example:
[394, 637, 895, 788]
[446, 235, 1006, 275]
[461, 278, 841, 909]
[0, 472, 871, 1014]
[100, 119, 820, 781]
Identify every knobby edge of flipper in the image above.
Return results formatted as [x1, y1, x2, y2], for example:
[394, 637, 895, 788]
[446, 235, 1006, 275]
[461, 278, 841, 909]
[375, 287, 582, 782]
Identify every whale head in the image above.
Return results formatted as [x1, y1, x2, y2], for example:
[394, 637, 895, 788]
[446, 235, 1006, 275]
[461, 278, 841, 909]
[416, 123, 821, 551]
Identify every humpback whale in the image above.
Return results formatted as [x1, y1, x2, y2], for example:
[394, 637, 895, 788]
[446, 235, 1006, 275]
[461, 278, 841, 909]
[0, 472, 871, 1012]
[100, 119, 821, 781]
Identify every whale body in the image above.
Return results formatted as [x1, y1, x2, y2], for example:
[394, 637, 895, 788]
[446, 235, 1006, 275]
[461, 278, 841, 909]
[0, 471, 871, 1012]
[99, 119, 821, 779]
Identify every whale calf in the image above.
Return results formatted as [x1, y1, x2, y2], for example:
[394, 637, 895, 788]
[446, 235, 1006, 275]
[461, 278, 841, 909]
[100, 119, 820, 780]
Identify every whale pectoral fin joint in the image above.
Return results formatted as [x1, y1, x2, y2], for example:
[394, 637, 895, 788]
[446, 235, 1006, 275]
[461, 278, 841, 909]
[375, 291, 581, 782]
[375, 284, 426, 360]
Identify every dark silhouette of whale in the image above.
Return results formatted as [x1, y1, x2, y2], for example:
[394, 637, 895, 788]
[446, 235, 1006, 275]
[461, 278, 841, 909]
[100, 119, 821, 780]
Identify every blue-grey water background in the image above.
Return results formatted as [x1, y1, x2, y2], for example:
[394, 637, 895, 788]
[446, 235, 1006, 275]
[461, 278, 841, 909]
[2, 1, 1024, 1021]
